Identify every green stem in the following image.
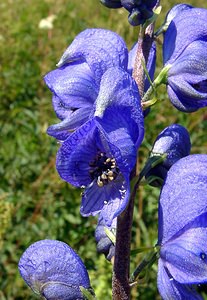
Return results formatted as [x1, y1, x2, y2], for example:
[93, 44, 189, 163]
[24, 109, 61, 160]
[130, 250, 159, 283]
[141, 64, 171, 105]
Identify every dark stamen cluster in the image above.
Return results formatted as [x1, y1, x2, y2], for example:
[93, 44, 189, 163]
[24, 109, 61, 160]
[89, 152, 119, 187]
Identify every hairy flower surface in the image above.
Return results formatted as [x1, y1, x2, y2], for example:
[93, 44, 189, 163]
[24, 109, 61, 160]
[44, 28, 128, 140]
[157, 155, 207, 299]
[56, 67, 144, 225]
[146, 124, 191, 186]
[163, 8, 207, 112]
[18, 240, 91, 300]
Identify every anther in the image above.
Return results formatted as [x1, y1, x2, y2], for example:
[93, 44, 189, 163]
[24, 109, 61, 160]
[101, 173, 107, 180]
[107, 170, 113, 176]
[97, 177, 104, 187]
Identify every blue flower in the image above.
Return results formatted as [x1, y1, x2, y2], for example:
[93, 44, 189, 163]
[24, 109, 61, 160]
[145, 124, 191, 186]
[44, 28, 128, 140]
[45, 28, 156, 140]
[56, 67, 144, 225]
[18, 239, 92, 300]
[121, 0, 158, 26]
[163, 8, 207, 112]
[100, 0, 158, 26]
[157, 154, 207, 299]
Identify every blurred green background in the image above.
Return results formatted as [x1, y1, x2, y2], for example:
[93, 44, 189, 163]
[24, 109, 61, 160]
[1, 0, 207, 299]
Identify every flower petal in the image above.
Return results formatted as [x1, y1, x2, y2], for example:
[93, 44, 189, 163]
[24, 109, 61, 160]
[57, 29, 128, 84]
[157, 259, 203, 300]
[158, 154, 207, 244]
[164, 8, 207, 65]
[81, 173, 130, 226]
[168, 41, 207, 78]
[151, 124, 191, 168]
[166, 40, 207, 112]
[44, 62, 98, 115]
[95, 108, 137, 173]
[47, 106, 92, 140]
[56, 119, 98, 187]
[161, 227, 207, 284]
[94, 67, 144, 148]
[18, 240, 90, 299]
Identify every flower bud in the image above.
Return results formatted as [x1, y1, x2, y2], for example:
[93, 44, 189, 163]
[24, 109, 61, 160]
[18, 239, 92, 300]
[145, 124, 191, 186]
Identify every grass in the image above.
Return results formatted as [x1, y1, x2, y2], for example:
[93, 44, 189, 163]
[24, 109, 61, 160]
[0, 0, 207, 299]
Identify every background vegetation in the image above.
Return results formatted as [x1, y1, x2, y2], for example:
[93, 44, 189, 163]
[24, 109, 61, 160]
[1, 0, 207, 299]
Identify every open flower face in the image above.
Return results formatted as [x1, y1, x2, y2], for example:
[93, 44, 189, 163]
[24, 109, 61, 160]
[163, 8, 207, 112]
[56, 67, 144, 225]
[44, 28, 128, 140]
[18, 240, 91, 300]
[56, 111, 140, 226]
[157, 155, 207, 299]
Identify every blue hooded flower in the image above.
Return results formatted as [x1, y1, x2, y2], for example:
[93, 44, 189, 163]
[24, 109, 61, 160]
[145, 124, 191, 186]
[157, 154, 207, 299]
[163, 8, 207, 112]
[44, 28, 128, 140]
[56, 67, 144, 225]
[18, 239, 92, 300]
[100, 0, 158, 26]
[45, 28, 155, 141]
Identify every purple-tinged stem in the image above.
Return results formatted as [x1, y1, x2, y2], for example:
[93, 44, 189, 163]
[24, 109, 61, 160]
[112, 23, 154, 300]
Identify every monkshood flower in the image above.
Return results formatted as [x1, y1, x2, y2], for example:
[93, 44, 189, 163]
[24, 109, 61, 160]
[163, 7, 207, 112]
[44, 28, 128, 140]
[157, 154, 207, 300]
[145, 124, 191, 186]
[100, 0, 158, 26]
[56, 67, 144, 225]
[18, 239, 92, 300]
[95, 215, 116, 261]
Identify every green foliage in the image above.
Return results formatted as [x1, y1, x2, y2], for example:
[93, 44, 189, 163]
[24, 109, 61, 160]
[1, 0, 207, 299]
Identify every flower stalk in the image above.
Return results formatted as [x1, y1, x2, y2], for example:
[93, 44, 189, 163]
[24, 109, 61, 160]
[112, 21, 155, 300]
